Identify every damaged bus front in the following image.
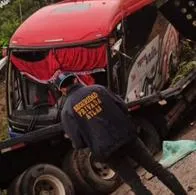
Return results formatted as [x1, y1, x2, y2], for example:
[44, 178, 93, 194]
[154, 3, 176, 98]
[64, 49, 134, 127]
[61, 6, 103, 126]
[6, 0, 181, 135]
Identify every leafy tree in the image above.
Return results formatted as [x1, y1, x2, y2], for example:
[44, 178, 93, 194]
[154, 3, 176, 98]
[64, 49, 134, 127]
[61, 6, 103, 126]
[0, 0, 57, 57]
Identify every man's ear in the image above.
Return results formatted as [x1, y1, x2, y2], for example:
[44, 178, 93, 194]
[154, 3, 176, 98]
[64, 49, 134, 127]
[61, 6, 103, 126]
[60, 88, 65, 93]
[74, 78, 79, 84]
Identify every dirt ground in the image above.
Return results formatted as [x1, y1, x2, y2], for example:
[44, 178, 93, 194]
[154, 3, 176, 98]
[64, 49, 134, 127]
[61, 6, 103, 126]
[112, 120, 196, 195]
[0, 83, 8, 141]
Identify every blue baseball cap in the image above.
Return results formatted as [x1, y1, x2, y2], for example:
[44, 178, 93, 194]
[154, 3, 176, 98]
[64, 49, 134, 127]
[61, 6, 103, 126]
[54, 72, 75, 89]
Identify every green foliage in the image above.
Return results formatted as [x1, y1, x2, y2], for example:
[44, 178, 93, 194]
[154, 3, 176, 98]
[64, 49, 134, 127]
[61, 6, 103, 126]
[171, 40, 196, 86]
[171, 61, 196, 86]
[0, 0, 54, 58]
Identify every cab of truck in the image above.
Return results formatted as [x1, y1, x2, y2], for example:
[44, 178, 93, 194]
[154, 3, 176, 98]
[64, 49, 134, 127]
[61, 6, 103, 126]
[6, 0, 180, 135]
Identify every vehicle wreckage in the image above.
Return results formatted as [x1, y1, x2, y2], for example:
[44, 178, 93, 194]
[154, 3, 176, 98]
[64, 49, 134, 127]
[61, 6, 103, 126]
[0, 0, 195, 194]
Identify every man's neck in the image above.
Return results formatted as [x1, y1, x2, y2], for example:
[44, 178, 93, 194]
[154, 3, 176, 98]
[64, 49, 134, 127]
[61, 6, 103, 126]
[67, 83, 83, 95]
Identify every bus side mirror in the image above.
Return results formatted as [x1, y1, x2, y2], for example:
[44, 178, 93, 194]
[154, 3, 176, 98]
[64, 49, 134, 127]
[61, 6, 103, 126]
[111, 38, 123, 52]
[0, 57, 8, 71]
[111, 39, 132, 60]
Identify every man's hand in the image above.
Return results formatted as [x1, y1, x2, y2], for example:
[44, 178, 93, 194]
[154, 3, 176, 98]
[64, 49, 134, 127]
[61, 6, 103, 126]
[64, 133, 69, 139]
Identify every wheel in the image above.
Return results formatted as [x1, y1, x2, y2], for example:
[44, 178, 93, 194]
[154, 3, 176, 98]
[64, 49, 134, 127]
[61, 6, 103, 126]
[79, 149, 121, 194]
[62, 150, 96, 194]
[7, 171, 26, 195]
[134, 117, 161, 154]
[20, 164, 75, 195]
[62, 149, 122, 194]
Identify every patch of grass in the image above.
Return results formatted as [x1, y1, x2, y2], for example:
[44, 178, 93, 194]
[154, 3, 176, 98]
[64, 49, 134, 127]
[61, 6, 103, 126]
[171, 40, 196, 86]
[0, 189, 7, 195]
[171, 61, 196, 86]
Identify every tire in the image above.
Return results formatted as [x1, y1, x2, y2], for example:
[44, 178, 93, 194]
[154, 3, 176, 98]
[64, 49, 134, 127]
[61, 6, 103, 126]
[20, 164, 75, 195]
[62, 149, 122, 194]
[62, 150, 96, 194]
[134, 117, 161, 154]
[7, 171, 26, 195]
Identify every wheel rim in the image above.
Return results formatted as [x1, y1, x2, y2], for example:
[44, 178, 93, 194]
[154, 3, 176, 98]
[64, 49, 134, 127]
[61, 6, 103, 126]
[89, 153, 116, 180]
[33, 174, 66, 195]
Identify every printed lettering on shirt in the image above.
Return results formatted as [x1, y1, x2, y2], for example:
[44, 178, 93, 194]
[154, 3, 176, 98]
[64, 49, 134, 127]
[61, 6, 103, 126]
[73, 92, 103, 120]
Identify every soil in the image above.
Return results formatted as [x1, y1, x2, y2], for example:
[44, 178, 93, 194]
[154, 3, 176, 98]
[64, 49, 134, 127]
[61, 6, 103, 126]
[0, 82, 8, 141]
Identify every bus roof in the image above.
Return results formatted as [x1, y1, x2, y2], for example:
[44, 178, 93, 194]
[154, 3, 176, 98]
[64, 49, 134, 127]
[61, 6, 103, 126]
[10, 0, 153, 48]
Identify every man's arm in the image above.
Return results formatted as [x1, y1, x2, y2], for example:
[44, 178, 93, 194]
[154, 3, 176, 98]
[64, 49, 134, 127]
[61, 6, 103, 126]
[63, 112, 87, 149]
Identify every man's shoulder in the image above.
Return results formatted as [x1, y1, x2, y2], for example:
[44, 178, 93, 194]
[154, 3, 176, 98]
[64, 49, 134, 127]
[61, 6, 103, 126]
[69, 84, 108, 100]
[86, 84, 107, 91]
